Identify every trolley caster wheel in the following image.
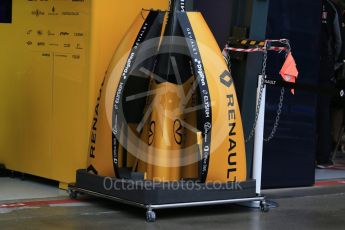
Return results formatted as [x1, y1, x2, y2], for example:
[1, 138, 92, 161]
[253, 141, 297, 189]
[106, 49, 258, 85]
[260, 201, 270, 213]
[146, 210, 156, 222]
[68, 189, 78, 200]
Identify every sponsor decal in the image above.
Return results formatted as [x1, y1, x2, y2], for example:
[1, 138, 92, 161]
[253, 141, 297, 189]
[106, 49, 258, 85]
[60, 32, 69, 36]
[62, 11, 80, 16]
[89, 77, 105, 160]
[219, 69, 238, 181]
[87, 77, 106, 175]
[32, 9, 45, 17]
[174, 119, 183, 145]
[48, 6, 58, 16]
[220, 70, 233, 88]
[178, 14, 212, 182]
[180, 0, 186, 12]
[226, 94, 237, 181]
[112, 12, 161, 175]
[148, 121, 155, 146]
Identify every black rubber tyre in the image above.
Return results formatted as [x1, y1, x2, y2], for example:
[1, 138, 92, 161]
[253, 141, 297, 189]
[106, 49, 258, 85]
[260, 201, 270, 213]
[68, 189, 78, 200]
[146, 210, 156, 222]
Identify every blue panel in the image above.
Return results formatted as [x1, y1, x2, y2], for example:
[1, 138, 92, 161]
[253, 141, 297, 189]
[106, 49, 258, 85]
[262, 0, 321, 188]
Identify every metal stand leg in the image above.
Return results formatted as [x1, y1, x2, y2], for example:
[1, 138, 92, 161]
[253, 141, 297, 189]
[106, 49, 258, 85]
[250, 75, 276, 211]
[253, 75, 266, 196]
[242, 75, 268, 209]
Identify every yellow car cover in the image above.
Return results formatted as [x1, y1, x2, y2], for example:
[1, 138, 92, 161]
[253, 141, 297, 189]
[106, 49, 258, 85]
[87, 0, 247, 183]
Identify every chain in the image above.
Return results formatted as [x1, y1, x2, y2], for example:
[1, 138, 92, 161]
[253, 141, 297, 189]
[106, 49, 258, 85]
[245, 44, 268, 143]
[263, 40, 290, 142]
[264, 87, 285, 142]
[224, 39, 291, 143]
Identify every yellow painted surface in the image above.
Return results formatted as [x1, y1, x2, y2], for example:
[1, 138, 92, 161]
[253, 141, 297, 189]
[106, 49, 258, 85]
[85, 10, 247, 183]
[58, 182, 69, 190]
[188, 12, 247, 182]
[0, 0, 168, 184]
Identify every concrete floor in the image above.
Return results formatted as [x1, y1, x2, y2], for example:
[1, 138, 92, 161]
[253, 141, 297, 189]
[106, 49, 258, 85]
[0, 177, 66, 201]
[315, 168, 345, 180]
[0, 184, 344, 230]
[1, 157, 345, 230]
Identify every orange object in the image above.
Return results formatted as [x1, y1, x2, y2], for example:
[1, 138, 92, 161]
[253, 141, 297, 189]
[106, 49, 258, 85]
[280, 52, 299, 94]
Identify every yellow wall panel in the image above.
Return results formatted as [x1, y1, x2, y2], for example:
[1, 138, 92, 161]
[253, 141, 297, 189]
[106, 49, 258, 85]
[0, 0, 168, 184]
[21, 53, 53, 177]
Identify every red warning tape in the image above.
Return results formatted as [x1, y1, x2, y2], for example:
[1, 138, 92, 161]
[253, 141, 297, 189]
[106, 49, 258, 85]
[0, 199, 81, 209]
[314, 179, 345, 187]
[224, 46, 288, 53]
[223, 39, 290, 53]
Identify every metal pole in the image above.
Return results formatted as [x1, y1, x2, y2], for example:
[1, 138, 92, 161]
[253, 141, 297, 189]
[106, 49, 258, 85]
[253, 75, 266, 195]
